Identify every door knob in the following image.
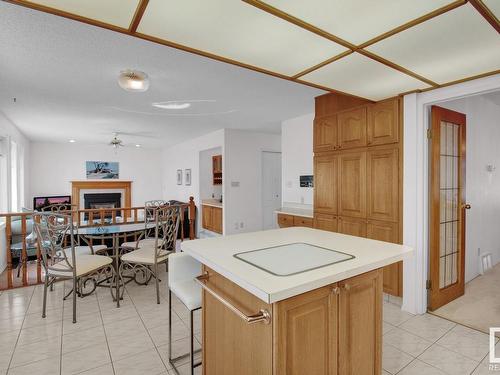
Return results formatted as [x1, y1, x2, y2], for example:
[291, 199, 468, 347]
[463, 204, 471, 210]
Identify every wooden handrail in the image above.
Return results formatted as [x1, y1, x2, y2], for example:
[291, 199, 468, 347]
[0, 197, 197, 290]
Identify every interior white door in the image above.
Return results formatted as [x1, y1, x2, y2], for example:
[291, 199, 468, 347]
[262, 151, 282, 230]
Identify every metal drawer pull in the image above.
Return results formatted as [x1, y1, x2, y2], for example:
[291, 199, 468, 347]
[195, 272, 271, 325]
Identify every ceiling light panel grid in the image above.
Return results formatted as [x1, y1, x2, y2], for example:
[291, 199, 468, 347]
[25, 0, 141, 28]
[482, 0, 500, 21]
[259, 0, 457, 45]
[300, 52, 431, 101]
[366, 3, 500, 84]
[137, 0, 347, 77]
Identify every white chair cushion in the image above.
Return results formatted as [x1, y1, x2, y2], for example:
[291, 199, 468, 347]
[49, 254, 112, 277]
[120, 247, 170, 265]
[121, 237, 156, 249]
[57, 245, 107, 257]
[170, 279, 202, 310]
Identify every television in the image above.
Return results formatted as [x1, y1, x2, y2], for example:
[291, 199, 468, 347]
[33, 195, 72, 211]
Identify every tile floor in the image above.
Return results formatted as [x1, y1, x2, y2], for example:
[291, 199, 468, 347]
[0, 269, 498, 375]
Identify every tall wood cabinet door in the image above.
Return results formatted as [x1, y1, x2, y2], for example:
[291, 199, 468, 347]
[367, 220, 402, 296]
[338, 269, 383, 375]
[314, 154, 338, 214]
[338, 216, 367, 237]
[314, 213, 338, 232]
[367, 148, 399, 222]
[274, 285, 338, 375]
[338, 107, 367, 150]
[367, 99, 399, 146]
[203, 267, 273, 375]
[202, 205, 212, 231]
[339, 152, 366, 218]
[314, 116, 338, 152]
[212, 207, 223, 234]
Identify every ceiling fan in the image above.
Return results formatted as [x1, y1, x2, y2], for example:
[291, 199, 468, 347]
[109, 133, 124, 149]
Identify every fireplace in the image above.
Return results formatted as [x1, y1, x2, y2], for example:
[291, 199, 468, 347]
[84, 193, 121, 219]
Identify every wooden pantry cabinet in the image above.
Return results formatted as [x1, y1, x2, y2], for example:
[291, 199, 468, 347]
[313, 94, 403, 296]
[202, 205, 223, 234]
[202, 266, 383, 375]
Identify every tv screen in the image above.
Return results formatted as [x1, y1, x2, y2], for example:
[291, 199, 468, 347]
[33, 195, 72, 211]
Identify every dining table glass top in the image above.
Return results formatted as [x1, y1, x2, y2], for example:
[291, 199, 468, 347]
[76, 222, 155, 235]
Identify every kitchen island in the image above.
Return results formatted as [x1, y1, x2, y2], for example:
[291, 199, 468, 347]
[181, 227, 412, 375]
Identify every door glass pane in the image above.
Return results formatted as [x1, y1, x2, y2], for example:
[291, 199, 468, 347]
[439, 121, 460, 289]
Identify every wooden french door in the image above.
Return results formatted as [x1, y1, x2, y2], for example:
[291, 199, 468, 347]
[428, 106, 468, 311]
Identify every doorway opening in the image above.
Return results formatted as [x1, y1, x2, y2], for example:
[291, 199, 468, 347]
[261, 151, 282, 230]
[427, 90, 500, 334]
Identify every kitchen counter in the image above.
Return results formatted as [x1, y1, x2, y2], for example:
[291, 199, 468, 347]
[181, 226, 412, 303]
[274, 206, 313, 218]
[201, 199, 223, 208]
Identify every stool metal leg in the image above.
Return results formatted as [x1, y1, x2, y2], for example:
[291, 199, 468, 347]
[168, 289, 172, 362]
[190, 309, 194, 375]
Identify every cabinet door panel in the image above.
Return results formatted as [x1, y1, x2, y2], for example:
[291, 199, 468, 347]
[339, 152, 366, 218]
[275, 285, 337, 375]
[314, 116, 337, 152]
[202, 205, 212, 231]
[203, 267, 273, 375]
[367, 99, 399, 146]
[338, 216, 366, 238]
[338, 269, 382, 375]
[367, 148, 398, 222]
[314, 155, 338, 214]
[277, 214, 294, 228]
[314, 214, 338, 232]
[338, 107, 367, 149]
[367, 220, 401, 296]
[212, 207, 223, 234]
[293, 216, 313, 228]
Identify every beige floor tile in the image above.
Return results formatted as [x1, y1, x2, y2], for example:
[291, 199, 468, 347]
[7, 357, 60, 375]
[113, 349, 168, 375]
[383, 303, 414, 327]
[107, 331, 155, 362]
[62, 325, 107, 354]
[104, 316, 148, 340]
[0, 316, 24, 334]
[61, 343, 110, 375]
[384, 327, 433, 357]
[22, 308, 63, 329]
[382, 343, 413, 374]
[77, 363, 115, 375]
[383, 321, 396, 335]
[62, 311, 103, 335]
[173, 362, 202, 375]
[17, 321, 62, 346]
[399, 313, 456, 342]
[419, 343, 479, 375]
[148, 320, 189, 347]
[100, 305, 138, 324]
[398, 359, 447, 375]
[437, 324, 492, 361]
[157, 336, 202, 369]
[10, 335, 60, 368]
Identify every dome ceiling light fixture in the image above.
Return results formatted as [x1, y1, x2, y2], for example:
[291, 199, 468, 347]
[118, 69, 150, 92]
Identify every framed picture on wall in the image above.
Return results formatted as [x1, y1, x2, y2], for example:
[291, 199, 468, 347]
[176, 169, 182, 185]
[185, 169, 192, 186]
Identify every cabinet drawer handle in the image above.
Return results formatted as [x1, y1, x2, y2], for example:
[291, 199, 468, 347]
[332, 286, 340, 295]
[195, 272, 271, 325]
[343, 284, 351, 291]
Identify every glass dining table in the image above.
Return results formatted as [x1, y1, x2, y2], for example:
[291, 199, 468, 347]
[76, 222, 156, 306]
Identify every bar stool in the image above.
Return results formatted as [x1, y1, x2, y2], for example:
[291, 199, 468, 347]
[168, 252, 202, 375]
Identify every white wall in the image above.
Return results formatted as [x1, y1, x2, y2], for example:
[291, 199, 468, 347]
[224, 129, 281, 234]
[281, 113, 314, 205]
[438, 95, 500, 282]
[29, 142, 162, 207]
[160, 129, 225, 234]
[0, 111, 31, 211]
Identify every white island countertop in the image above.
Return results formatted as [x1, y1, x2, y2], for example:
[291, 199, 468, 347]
[274, 207, 313, 218]
[181, 227, 412, 303]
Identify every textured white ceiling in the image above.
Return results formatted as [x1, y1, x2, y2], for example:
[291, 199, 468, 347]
[0, 2, 324, 148]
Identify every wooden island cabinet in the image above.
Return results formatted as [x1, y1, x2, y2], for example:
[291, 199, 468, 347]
[202, 266, 382, 375]
[313, 94, 403, 296]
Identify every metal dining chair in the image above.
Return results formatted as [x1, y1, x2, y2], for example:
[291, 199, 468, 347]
[168, 252, 202, 375]
[119, 205, 180, 304]
[33, 212, 115, 323]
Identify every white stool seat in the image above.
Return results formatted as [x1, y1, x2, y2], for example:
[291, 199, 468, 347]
[50, 254, 113, 277]
[121, 237, 156, 249]
[170, 280, 202, 311]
